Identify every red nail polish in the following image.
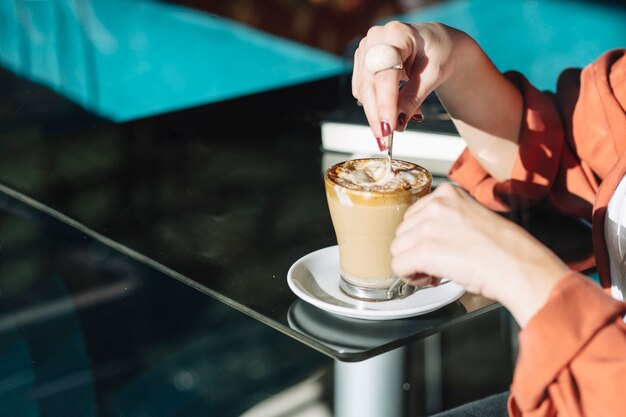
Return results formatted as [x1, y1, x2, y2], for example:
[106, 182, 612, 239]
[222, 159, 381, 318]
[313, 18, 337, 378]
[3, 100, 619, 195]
[411, 113, 424, 122]
[397, 113, 407, 127]
[376, 137, 385, 151]
[381, 122, 391, 137]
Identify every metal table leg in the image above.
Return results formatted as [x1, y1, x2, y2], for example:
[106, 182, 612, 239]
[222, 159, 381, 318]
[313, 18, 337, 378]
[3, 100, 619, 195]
[424, 334, 443, 414]
[334, 347, 407, 417]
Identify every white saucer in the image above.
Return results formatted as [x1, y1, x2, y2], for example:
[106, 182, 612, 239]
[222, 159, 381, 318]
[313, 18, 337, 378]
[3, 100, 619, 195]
[287, 246, 465, 321]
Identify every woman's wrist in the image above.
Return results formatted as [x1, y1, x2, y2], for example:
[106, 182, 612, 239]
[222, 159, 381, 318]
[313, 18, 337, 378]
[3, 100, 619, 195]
[501, 257, 571, 327]
[433, 28, 478, 106]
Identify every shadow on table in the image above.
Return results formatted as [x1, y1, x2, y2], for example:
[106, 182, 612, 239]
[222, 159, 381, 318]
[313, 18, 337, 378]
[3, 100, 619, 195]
[288, 299, 469, 362]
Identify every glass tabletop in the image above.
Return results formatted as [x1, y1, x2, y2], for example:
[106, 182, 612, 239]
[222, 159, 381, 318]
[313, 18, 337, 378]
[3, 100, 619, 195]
[0, 68, 594, 362]
[0, 191, 328, 416]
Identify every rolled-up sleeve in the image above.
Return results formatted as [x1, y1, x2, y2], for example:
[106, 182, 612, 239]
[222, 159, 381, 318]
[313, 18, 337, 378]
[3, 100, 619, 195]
[507, 274, 626, 417]
[449, 71, 597, 220]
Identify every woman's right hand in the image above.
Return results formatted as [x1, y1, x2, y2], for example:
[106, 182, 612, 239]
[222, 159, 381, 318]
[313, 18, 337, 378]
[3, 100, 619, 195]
[352, 22, 468, 142]
[352, 21, 523, 181]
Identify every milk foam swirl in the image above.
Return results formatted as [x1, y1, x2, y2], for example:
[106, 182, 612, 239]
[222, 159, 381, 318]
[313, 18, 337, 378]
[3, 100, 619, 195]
[330, 159, 429, 192]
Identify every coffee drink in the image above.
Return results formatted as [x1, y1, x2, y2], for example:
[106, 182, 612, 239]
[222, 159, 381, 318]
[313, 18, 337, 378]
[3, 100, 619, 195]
[325, 158, 431, 300]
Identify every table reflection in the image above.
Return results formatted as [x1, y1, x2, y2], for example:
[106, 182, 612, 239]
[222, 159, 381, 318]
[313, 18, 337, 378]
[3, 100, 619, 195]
[0, 194, 327, 417]
[287, 290, 506, 361]
[289, 299, 473, 360]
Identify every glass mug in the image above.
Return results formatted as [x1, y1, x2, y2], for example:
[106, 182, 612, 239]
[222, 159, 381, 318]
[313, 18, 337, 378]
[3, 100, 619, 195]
[325, 158, 432, 301]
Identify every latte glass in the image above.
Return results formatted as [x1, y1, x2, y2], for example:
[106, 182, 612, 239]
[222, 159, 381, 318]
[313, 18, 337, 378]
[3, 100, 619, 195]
[325, 158, 432, 301]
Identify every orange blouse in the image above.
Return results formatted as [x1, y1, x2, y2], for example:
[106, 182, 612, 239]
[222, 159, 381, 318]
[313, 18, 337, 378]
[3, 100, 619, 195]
[449, 50, 626, 417]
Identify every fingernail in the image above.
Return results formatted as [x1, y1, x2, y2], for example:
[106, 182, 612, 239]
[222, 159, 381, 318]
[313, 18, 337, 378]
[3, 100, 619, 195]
[411, 113, 424, 122]
[397, 113, 407, 129]
[376, 137, 386, 151]
[381, 121, 391, 137]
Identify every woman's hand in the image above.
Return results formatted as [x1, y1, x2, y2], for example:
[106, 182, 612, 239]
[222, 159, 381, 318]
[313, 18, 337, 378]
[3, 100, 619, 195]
[353, 21, 523, 181]
[352, 22, 464, 139]
[390, 183, 570, 327]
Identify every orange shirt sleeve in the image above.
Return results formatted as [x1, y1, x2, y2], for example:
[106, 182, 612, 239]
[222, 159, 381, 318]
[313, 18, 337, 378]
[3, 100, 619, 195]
[507, 273, 626, 417]
[448, 50, 626, 417]
[448, 50, 626, 221]
[449, 71, 576, 213]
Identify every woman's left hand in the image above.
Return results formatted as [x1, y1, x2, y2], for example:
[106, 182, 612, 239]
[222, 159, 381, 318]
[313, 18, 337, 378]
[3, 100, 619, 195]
[390, 183, 570, 327]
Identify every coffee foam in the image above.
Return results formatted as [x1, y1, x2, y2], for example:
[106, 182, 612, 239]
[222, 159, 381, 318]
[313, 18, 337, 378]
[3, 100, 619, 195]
[328, 159, 430, 193]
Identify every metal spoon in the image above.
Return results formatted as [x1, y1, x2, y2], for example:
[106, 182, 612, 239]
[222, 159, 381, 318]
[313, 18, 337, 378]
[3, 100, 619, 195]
[386, 277, 451, 300]
[386, 276, 405, 300]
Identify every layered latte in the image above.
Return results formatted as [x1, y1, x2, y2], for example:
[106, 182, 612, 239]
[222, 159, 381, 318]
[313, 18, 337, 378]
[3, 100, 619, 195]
[325, 158, 431, 300]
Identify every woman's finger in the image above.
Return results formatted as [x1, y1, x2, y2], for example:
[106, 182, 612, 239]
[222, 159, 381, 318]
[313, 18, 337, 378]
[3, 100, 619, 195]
[372, 58, 404, 137]
[391, 244, 430, 280]
[390, 222, 429, 257]
[403, 188, 439, 219]
[352, 39, 365, 102]
[404, 273, 432, 287]
[359, 82, 383, 146]
[395, 74, 421, 131]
